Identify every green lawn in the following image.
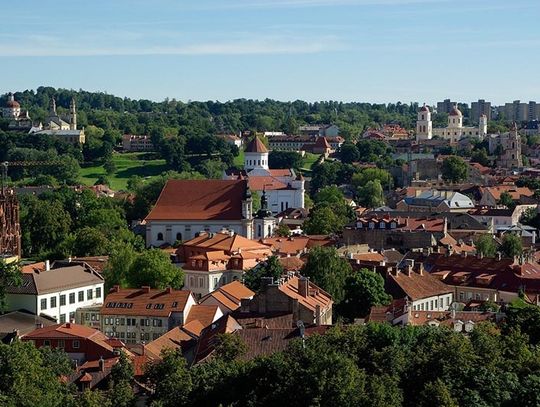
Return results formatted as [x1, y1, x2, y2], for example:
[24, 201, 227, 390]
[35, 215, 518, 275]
[301, 153, 320, 172]
[233, 150, 245, 167]
[80, 152, 168, 190]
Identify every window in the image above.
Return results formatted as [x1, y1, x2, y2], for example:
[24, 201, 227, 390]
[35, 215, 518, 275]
[120, 318, 125, 326]
[44, 340, 51, 346]
[459, 292, 465, 301]
[176, 232, 182, 241]
[145, 319, 150, 326]
[115, 318, 120, 325]
[127, 318, 131, 326]
[96, 287, 102, 298]
[446, 296, 450, 306]
[213, 277, 218, 289]
[85, 313, 90, 321]
[69, 312, 75, 322]
[57, 339, 65, 349]
[78, 291, 84, 302]
[87, 289, 93, 300]
[69, 293, 75, 304]
[172, 301, 178, 308]
[140, 318, 145, 326]
[40, 298, 47, 310]
[157, 232, 164, 241]
[60, 295, 66, 306]
[60, 314, 66, 323]
[91, 314, 96, 321]
[50, 296, 57, 308]
[72, 340, 80, 349]
[199, 277, 204, 288]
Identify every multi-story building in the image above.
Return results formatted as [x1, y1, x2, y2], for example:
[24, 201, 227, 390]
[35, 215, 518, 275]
[470, 99, 492, 123]
[100, 286, 196, 344]
[5, 261, 104, 324]
[122, 134, 154, 151]
[436, 99, 456, 114]
[298, 124, 339, 138]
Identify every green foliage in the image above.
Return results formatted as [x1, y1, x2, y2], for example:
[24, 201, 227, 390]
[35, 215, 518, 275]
[301, 246, 352, 303]
[441, 155, 468, 183]
[244, 256, 284, 291]
[109, 351, 135, 407]
[470, 148, 490, 167]
[501, 233, 523, 258]
[127, 248, 184, 289]
[418, 379, 458, 407]
[213, 333, 247, 362]
[338, 269, 391, 320]
[103, 159, 117, 175]
[0, 261, 22, 312]
[269, 151, 303, 169]
[356, 179, 386, 208]
[498, 191, 516, 210]
[351, 167, 393, 189]
[274, 224, 290, 237]
[475, 234, 498, 258]
[356, 139, 395, 166]
[339, 142, 360, 164]
[304, 185, 355, 234]
[104, 244, 137, 290]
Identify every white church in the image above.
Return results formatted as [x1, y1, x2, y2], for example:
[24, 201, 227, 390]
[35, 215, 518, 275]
[224, 136, 305, 215]
[416, 104, 487, 143]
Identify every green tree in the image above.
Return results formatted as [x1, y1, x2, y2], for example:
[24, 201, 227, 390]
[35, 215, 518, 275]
[501, 233, 523, 258]
[441, 156, 468, 183]
[351, 167, 393, 189]
[498, 191, 516, 209]
[418, 379, 458, 407]
[475, 234, 498, 258]
[244, 256, 284, 291]
[127, 249, 184, 289]
[103, 159, 117, 175]
[144, 349, 192, 407]
[357, 179, 385, 208]
[269, 151, 303, 169]
[0, 261, 22, 312]
[213, 333, 247, 362]
[274, 224, 290, 237]
[339, 143, 360, 164]
[339, 269, 391, 320]
[73, 227, 110, 256]
[109, 351, 135, 407]
[470, 148, 490, 167]
[104, 244, 137, 290]
[76, 390, 112, 407]
[301, 246, 352, 303]
[303, 205, 342, 235]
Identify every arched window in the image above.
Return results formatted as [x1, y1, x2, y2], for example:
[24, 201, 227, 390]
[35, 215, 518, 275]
[268, 225, 272, 236]
[157, 232, 164, 241]
[176, 232, 182, 241]
[257, 224, 262, 237]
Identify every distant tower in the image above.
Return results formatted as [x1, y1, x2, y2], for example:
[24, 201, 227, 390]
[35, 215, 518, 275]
[478, 114, 488, 139]
[416, 104, 432, 141]
[49, 96, 57, 116]
[254, 190, 276, 239]
[498, 122, 522, 169]
[69, 97, 77, 130]
[448, 104, 463, 128]
[244, 135, 269, 172]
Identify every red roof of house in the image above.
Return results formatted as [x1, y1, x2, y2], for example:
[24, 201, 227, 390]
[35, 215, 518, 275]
[101, 287, 193, 317]
[145, 179, 248, 221]
[245, 136, 268, 153]
[279, 276, 333, 312]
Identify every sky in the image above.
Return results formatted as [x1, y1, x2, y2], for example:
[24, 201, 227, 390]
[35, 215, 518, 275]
[1, 0, 539, 104]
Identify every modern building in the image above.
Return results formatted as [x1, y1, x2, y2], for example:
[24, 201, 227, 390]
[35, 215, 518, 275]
[145, 179, 255, 246]
[298, 124, 339, 138]
[470, 99, 492, 123]
[100, 286, 197, 344]
[5, 261, 104, 323]
[436, 99, 456, 114]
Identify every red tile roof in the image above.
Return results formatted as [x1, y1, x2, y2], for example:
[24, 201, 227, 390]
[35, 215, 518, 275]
[279, 276, 333, 312]
[145, 179, 248, 221]
[387, 269, 452, 301]
[248, 176, 288, 191]
[101, 287, 193, 317]
[245, 136, 268, 153]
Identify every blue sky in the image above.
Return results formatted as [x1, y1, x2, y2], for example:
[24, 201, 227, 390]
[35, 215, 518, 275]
[1, 0, 539, 104]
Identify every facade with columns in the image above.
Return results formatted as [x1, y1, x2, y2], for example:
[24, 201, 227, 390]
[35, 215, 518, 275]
[416, 104, 487, 143]
[224, 136, 305, 215]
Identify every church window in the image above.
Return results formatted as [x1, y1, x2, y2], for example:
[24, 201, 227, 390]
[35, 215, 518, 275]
[176, 232, 182, 241]
[258, 160, 261, 165]
[421, 114, 424, 120]
[257, 225, 262, 237]
[157, 232, 163, 241]
[268, 225, 272, 236]
[512, 142, 515, 149]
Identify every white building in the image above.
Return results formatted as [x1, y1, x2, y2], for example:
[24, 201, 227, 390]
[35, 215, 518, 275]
[224, 136, 305, 214]
[5, 261, 104, 323]
[416, 104, 487, 143]
[144, 179, 255, 246]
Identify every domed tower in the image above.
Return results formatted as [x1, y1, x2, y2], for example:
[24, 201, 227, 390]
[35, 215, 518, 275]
[254, 190, 276, 239]
[478, 114, 488, 139]
[69, 97, 77, 130]
[244, 135, 269, 172]
[416, 104, 432, 140]
[3, 93, 21, 118]
[448, 105, 463, 128]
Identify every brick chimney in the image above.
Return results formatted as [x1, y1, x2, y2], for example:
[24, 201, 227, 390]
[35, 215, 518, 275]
[166, 287, 172, 294]
[298, 277, 309, 298]
[142, 286, 151, 293]
[111, 285, 120, 293]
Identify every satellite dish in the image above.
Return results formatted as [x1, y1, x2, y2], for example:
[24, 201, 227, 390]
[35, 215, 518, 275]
[296, 320, 305, 338]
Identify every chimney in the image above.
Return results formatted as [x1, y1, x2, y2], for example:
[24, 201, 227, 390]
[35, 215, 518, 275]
[112, 285, 120, 293]
[99, 357, 105, 372]
[66, 322, 71, 329]
[298, 277, 309, 298]
[45, 260, 50, 271]
[166, 287, 172, 294]
[35, 322, 43, 329]
[142, 286, 151, 293]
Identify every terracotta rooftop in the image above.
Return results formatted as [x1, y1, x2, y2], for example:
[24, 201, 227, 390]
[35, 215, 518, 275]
[386, 268, 452, 301]
[182, 231, 271, 253]
[200, 281, 255, 312]
[145, 179, 248, 221]
[245, 136, 268, 153]
[185, 305, 220, 329]
[279, 276, 333, 312]
[144, 327, 194, 360]
[101, 287, 193, 317]
[481, 185, 534, 201]
[248, 176, 289, 191]
[278, 256, 305, 272]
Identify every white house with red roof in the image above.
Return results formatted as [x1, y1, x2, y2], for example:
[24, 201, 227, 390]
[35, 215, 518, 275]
[224, 136, 305, 215]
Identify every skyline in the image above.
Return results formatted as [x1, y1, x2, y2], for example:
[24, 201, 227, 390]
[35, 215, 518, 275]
[1, 0, 539, 104]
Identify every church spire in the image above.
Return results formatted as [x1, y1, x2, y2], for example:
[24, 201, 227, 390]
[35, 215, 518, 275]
[49, 96, 57, 115]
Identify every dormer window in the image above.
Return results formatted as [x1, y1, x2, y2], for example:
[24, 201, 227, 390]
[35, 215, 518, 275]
[369, 222, 375, 229]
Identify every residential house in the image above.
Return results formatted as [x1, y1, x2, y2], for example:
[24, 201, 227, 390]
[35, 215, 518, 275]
[177, 231, 271, 298]
[144, 179, 255, 246]
[385, 260, 453, 313]
[100, 286, 196, 344]
[5, 261, 104, 324]
[0, 310, 56, 344]
[479, 186, 535, 207]
[122, 134, 154, 151]
[469, 205, 537, 229]
[239, 276, 333, 326]
[396, 190, 474, 212]
[22, 322, 122, 363]
[199, 281, 255, 314]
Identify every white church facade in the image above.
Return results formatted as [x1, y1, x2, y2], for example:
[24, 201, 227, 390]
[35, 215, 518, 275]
[416, 104, 487, 143]
[224, 136, 305, 215]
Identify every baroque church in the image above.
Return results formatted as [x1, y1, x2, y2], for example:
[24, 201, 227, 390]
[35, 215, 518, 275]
[416, 104, 487, 143]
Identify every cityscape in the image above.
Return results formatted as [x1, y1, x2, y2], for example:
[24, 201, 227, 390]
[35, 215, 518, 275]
[2, 0, 540, 406]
